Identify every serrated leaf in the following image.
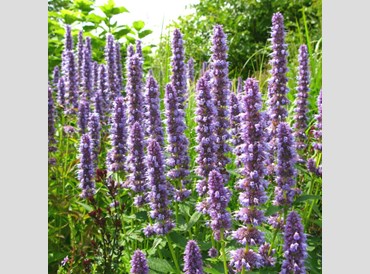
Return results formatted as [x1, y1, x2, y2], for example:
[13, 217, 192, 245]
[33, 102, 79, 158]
[187, 211, 202, 230]
[133, 20, 145, 31]
[147, 257, 174, 273]
[138, 29, 153, 38]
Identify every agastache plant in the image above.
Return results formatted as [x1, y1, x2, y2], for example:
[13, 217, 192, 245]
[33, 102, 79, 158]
[105, 34, 117, 105]
[308, 89, 322, 176]
[106, 97, 127, 173]
[135, 39, 143, 58]
[230, 90, 242, 167]
[164, 84, 190, 201]
[194, 72, 218, 197]
[97, 64, 109, 121]
[53, 66, 60, 89]
[78, 98, 90, 134]
[61, 25, 72, 76]
[273, 122, 299, 207]
[144, 74, 164, 147]
[65, 50, 79, 113]
[88, 112, 101, 169]
[293, 44, 310, 154]
[77, 31, 84, 86]
[115, 41, 123, 95]
[183, 240, 203, 274]
[171, 29, 187, 109]
[130, 250, 149, 274]
[48, 86, 56, 153]
[210, 25, 231, 180]
[187, 57, 195, 83]
[57, 77, 66, 107]
[281, 211, 307, 274]
[78, 134, 96, 199]
[82, 37, 93, 100]
[144, 138, 174, 236]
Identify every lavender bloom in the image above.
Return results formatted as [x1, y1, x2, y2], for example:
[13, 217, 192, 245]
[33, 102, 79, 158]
[127, 122, 147, 204]
[164, 84, 190, 197]
[57, 77, 66, 107]
[78, 134, 96, 199]
[127, 44, 135, 58]
[48, 86, 56, 152]
[97, 64, 109, 120]
[53, 66, 60, 88]
[61, 25, 73, 75]
[313, 89, 322, 152]
[144, 139, 174, 236]
[77, 30, 84, 86]
[130, 250, 149, 274]
[136, 40, 143, 58]
[105, 34, 117, 104]
[230, 91, 243, 166]
[92, 61, 99, 94]
[273, 122, 298, 206]
[78, 99, 90, 134]
[126, 52, 144, 126]
[106, 97, 127, 173]
[208, 247, 218, 258]
[194, 72, 218, 196]
[187, 57, 194, 82]
[281, 211, 307, 274]
[82, 37, 93, 99]
[259, 243, 276, 267]
[267, 12, 289, 136]
[232, 226, 264, 246]
[206, 170, 231, 240]
[294, 44, 310, 152]
[307, 158, 321, 177]
[268, 214, 285, 230]
[115, 41, 123, 95]
[144, 74, 164, 147]
[171, 29, 187, 109]
[88, 112, 101, 169]
[183, 240, 203, 274]
[229, 248, 262, 272]
[65, 50, 79, 113]
[201, 61, 208, 76]
[211, 25, 231, 179]
[94, 90, 104, 123]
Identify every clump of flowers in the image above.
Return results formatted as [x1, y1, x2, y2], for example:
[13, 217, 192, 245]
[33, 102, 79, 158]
[78, 134, 96, 199]
[183, 240, 203, 274]
[130, 250, 149, 274]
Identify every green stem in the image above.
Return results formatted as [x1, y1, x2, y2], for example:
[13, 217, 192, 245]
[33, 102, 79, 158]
[166, 235, 181, 273]
[220, 230, 228, 274]
[268, 227, 279, 256]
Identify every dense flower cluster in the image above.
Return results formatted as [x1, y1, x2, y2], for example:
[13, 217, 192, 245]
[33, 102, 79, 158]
[57, 77, 66, 107]
[105, 34, 118, 104]
[115, 41, 123, 94]
[64, 50, 79, 113]
[97, 64, 109, 122]
[144, 139, 174, 236]
[210, 25, 231, 179]
[183, 240, 203, 274]
[53, 66, 60, 88]
[230, 90, 242, 167]
[130, 250, 149, 274]
[187, 57, 194, 82]
[78, 99, 90, 134]
[82, 37, 93, 100]
[78, 134, 96, 199]
[77, 30, 84, 86]
[48, 86, 56, 153]
[229, 248, 262, 272]
[313, 89, 322, 152]
[88, 112, 101, 169]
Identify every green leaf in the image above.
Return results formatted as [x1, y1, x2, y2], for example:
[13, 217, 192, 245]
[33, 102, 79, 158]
[133, 20, 145, 31]
[126, 35, 136, 44]
[186, 211, 202, 230]
[265, 205, 282, 216]
[138, 29, 153, 39]
[294, 194, 321, 204]
[73, 0, 94, 13]
[75, 201, 93, 212]
[86, 13, 104, 24]
[204, 267, 223, 274]
[83, 25, 97, 32]
[99, 0, 128, 17]
[114, 27, 131, 39]
[147, 257, 174, 273]
[60, 9, 80, 24]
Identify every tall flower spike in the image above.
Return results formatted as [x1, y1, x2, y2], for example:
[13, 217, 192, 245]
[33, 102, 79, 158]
[293, 44, 310, 153]
[206, 170, 231, 240]
[281, 211, 307, 274]
[267, 12, 290, 156]
[164, 84, 190, 201]
[82, 37, 93, 100]
[171, 29, 187, 109]
[313, 89, 322, 152]
[62, 25, 73, 75]
[144, 74, 164, 147]
[88, 112, 101, 169]
[106, 97, 127, 173]
[230, 248, 262, 272]
[130, 250, 149, 274]
[92, 61, 99, 94]
[105, 34, 117, 105]
[48, 86, 56, 152]
[201, 61, 208, 76]
[136, 39, 143, 59]
[195, 72, 218, 196]
[77, 30, 84, 86]
[211, 25, 231, 180]
[187, 57, 194, 83]
[65, 50, 79, 113]
[236, 77, 244, 111]
[78, 134, 96, 199]
[126, 53, 144, 127]
[78, 99, 90, 134]
[97, 64, 109, 121]
[53, 66, 60, 89]
[144, 139, 174, 236]
[230, 90, 242, 167]
[127, 44, 135, 58]
[115, 42, 123, 95]
[274, 122, 298, 206]
[94, 90, 104, 124]
[127, 122, 147, 206]
[183, 240, 203, 274]
[57, 77, 66, 107]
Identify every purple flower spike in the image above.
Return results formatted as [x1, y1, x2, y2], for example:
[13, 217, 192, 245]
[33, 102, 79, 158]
[82, 37, 93, 99]
[206, 170, 231, 240]
[94, 90, 104, 123]
[48, 86, 56, 152]
[127, 122, 146, 198]
[259, 243, 276, 267]
[144, 139, 174, 236]
[77, 30, 84, 86]
[88, 112, 101, 169]
[126, 53, 144, 126]
[78, 134, 96, 199]
[187, 57, 194, 82]
[105, 34, 117, 105]
[232, 226, 264, 246]
[64, 25, 73, 51]
[171, 29, 187, 109]
[115, 41, 123, 95]
[78, 99, 90, 134]
[106, 97, 127, 173]
[164, 84, 190, 195]
[53, 66, 60, 88]
[293, 44, 310, 152]
[313, 89, 322, 152]
[57, 77, 66, 107]
[97, 64, 109, 121]
[195, 72, 218, 196]
[92, 61, 99, 94]
[230, 248, 262, 272]
[183, 240, 203, 274]
[201, 61, 208, 76]
[211, 25, 231, 179]
[130, 250, 149, 274]
[144, 74, 164, 147]
[127, 44, 135, 58]
[208, 247, 218, 258]
[65, 50, 79, 113]
[230, 91, 242, 166]
[273, 122, 298, 206]
[281, 211, 307, 274]
[136, 40, 143, 58]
